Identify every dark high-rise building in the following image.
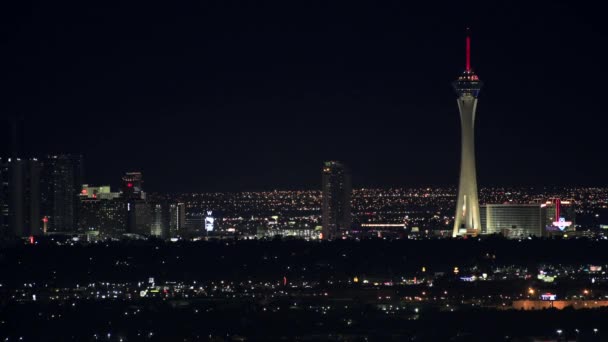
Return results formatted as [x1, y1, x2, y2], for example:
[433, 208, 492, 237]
[128, 201, 152, 236]
[25, 159, 41, 236]
[78, 197, 127, 237]
[0, 118, 42, 238]
[8, 159, 26, 237]
[1, 158, 42, 237]
[121, 172, 145, 200]
[321, 161, 351, 240]
[0, 161, 7, 235]
[185, 216, 205, 235]
[121, 172, 149, 234]
[41, 154, 84, 232]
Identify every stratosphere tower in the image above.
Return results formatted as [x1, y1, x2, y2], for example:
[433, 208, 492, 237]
[453, 30, 483, 237]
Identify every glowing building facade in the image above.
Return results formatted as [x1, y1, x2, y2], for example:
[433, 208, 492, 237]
[480, 204, 546, 238]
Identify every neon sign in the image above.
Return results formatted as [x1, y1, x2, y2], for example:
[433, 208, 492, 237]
[552, 217, 572, 231]
[541, 293, 556, 301]
[205, 211, 214, 232]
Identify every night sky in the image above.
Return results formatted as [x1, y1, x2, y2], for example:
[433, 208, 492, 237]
[1, 1, 606, 192]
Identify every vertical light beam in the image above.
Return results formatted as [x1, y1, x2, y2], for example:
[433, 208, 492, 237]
[466, 35, 471, 71]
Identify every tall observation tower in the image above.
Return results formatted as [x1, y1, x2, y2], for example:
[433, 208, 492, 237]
[453, 30, 483, 237]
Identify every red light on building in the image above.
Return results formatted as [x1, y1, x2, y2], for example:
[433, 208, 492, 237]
[29, 236, 35, 245]
[283, 276, 287, 286]
[41, 216, 49, 235]
[466, 34, 471, 71]
[81, 189, 88, 195]
[127, 183, 133, 188]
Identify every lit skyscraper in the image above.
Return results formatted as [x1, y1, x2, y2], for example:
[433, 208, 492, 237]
[321, 161, 351, 240]
[150, 203, 167, 238]
[139, 201, 184, 239]
[453, 31, 483, 237]
[169, 203, 186, 238]
[480, 203, 549, 238]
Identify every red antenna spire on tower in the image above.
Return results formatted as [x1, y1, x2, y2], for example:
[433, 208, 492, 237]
[466, 28, 471, 71]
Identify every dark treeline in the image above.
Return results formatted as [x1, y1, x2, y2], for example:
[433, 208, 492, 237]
[2, 237, 607, 285]
[3, 301, 608, 341]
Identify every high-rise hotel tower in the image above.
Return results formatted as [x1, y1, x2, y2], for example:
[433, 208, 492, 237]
[321, 161, 351, 240]
[453, 31, 483, 237]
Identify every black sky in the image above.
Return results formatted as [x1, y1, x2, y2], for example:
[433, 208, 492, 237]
[1, 1, 607, 192]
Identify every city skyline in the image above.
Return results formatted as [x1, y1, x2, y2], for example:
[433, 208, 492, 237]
[1, 1, 607, 192]
[3, 2, 608, 340]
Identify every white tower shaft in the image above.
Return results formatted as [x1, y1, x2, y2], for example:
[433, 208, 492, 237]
[453, 95, 481, 236]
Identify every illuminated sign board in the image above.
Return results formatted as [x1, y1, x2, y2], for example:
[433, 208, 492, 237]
[540, 293, 556, 301]
[551, 217, 572, 231]
[459, 276, 476, 282]
[205, 211, 214, 232]
[589, 265, 602, 272]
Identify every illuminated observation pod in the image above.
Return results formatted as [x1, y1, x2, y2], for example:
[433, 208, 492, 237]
[453, 69, 483, 98]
